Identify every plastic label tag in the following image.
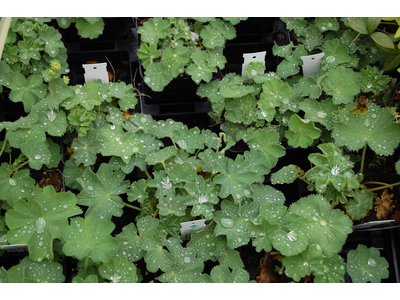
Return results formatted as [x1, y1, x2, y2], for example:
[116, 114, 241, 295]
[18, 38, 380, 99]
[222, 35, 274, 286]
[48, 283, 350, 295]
[242, 51, 266, 78]
[0, 244, 28, 253]
[353, 220, 395, 230]
[180, 219, 206, 240]
[82, 62, 109, 83]
[301, 52, 325, 77]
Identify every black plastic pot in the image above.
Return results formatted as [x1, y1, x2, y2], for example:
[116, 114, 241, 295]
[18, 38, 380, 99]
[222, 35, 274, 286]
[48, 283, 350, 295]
[139, 76, 212, 117]
[223, 18, 291, 75]
[341, 227, 400, 283]
[61, 18, 138, 86]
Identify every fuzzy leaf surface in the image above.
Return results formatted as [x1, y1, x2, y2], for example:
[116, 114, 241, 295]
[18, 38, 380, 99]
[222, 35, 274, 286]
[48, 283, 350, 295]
[285, 114, 321, 148]
[76, 163, 130, 220]
[98, 257, 139, 283]
[61, 215, 118, 262]
[6, 186, 82, 261]
[0, 167, 35, 207]
[288, 194, 353, 257]
[333, 104, 400, 156]
[347, 244, 389, 283]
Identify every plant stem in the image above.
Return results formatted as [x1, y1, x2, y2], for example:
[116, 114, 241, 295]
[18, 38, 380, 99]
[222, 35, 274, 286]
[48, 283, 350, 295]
[363, 181, 391, 186]
[367, 181, 400, 192]
[124, 202, 142, 211]
[84, 255, 89, 270]
[359, 141, 368, 176]
[0, 136, 7, 158]
[153, 208, 159, 218]
[144, 168, 152, 179]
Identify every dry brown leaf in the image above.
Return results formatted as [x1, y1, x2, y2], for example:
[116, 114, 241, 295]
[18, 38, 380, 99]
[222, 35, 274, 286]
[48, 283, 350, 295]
[373, 189, 394, 220]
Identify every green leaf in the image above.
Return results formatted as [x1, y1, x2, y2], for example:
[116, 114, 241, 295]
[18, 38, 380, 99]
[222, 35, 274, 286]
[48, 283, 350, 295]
[98, 124, 142, 163]
[383, 52, 400, 71]
[347, 18, 368, 34]
[285, 114, 321, 148]
[315, 17, 340, 32]
[39, 26, 64, 57]
[321, 66, 360, 105]
[21, 139, 52, 170]
[371, 32, 395, 49]
[0, 167, 35, 206]
[270, 164, 301, 185]
[345, 189, 374, 220]
[247, 128, 285, 171]
[289, 194, 353, 257]
[147, 170, 180, 198]
[347, 244, 389, 283]
[75, 17, 104, 39]
[113, 223, 145, 262]
[258, 79, 291, 121]
[127, 179, 148, 204]
[137, 43, 161, 68]
[8, 73, 47, 112]
[157, 244, 205, 283]
[187, 222, 225, 262]
[305, 143, 359, 194]
[71, 128, 102, 166]
[138, 17, 170, 44]
[5, 186, 82, 261]
[61, 215, 118, 262]
[200, 23, 225, 49]
[38, 109, 67, 137]
[143, 61, 173, 92]
[76, 163, 130, 220]
[201, 150, 264, 204]
[224, 95, 258, 125]
[172, 126, 206, 154]
[283, 244, 325, 281]
[62, 82, 101, 111]
[145, 146, 177, 166]
[183, 176, 220, 220]
[6, 124, 46, 149]
[207, 264, 251, 283]
[162, 45, 189, 77]
[313, 254, 346, 283]
[219, 75, 255, 98]
[299, 98, 338, 130]
[367, 17, 381, 34]
[4, 256, 65, 283]
[186, 50, 213, 84]
[272, 219, 309, 256]
[250, 183, 286, 206]
[213, 200, 259, 249]
[98, 257, 139, 283]
[245, 61, 266, 78]
[250, 219, 280, 252]
[333, 104, 400, 156]
[321, 38, 351, 68]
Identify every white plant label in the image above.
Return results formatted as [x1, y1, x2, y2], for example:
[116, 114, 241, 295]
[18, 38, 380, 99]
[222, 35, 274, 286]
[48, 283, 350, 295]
[301, 52, 325, 77]
[180, 219, 206, 240]
[82, 62, 109, 83]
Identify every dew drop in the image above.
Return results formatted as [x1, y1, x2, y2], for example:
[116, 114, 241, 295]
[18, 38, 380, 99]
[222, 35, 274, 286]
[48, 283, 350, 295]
[9, 178, 17, 186]
[34, 154, 42, 160]
[221, 218, 234, 228]
[184, 257, 191, 263]
[35, 217, 46, 234]
[367, 258, 377, 267]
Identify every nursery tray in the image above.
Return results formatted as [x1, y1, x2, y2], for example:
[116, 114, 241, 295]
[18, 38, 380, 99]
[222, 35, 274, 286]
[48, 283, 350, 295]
[223, 19, 290, 75]
[139, 77, 212, 117]
[67, 51, 132, 85]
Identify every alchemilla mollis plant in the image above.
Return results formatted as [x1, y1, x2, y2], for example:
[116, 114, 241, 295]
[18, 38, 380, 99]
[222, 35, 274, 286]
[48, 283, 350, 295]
[0, 17, 399, 283]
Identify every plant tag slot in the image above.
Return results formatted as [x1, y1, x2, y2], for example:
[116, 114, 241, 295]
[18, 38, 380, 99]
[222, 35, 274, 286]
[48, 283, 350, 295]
[242, 51, 266, 78]
[301, 52, 325, 76]
[0, 244, 28, 253]
[82, 62, 110, 84]
[180, 219, 206, 240]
